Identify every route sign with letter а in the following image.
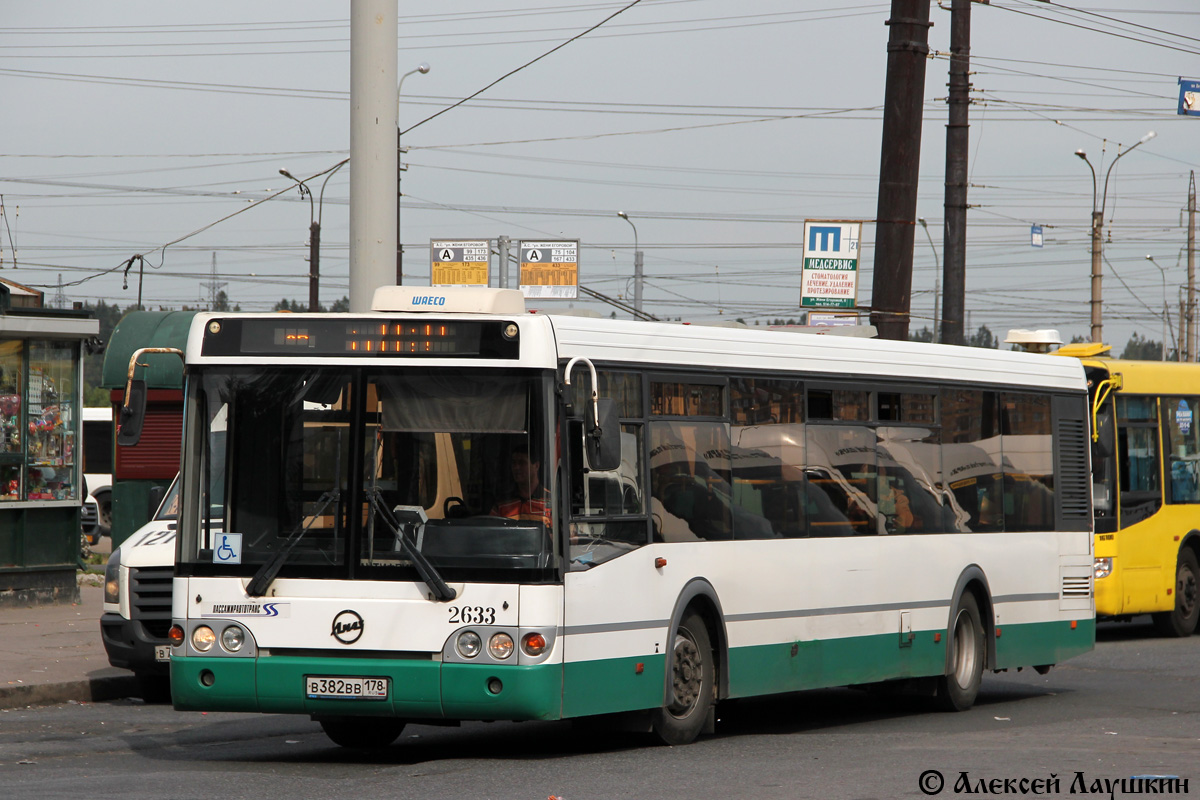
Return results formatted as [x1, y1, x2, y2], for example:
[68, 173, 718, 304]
[518, 240, 579, 299]
[801, 220, 861, 309]
[431, 239, 490, 287]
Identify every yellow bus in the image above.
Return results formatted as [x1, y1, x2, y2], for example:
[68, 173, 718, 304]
[1057, 344, 1200, 636]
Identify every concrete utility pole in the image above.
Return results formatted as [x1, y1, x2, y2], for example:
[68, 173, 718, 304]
[497, 235, 510, 288]
[349, 0, 398, 312]
[941, 0, 970, 346]
[870, 0, 933, 341]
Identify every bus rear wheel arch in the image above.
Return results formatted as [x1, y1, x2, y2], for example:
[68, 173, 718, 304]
[1152, 547, 1199, 638]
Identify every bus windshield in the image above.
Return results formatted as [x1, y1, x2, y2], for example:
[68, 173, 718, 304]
[179, 366, 555, 582]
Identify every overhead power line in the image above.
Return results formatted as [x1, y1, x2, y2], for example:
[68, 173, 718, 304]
[403, 0, 645, 136]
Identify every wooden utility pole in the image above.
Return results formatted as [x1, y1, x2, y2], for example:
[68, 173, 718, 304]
[871, 0, 933, 341]
[941, 0, 971, 346]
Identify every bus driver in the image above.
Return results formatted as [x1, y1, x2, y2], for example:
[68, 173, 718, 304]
[491, 450, 552, 527]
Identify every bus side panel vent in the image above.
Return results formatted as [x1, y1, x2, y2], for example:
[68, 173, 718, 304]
[1060, 567, 1093, 611]
[1052, 396, 1091, 531]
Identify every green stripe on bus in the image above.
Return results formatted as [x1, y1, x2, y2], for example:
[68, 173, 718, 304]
[726, 632, 946, 697]
[172, 657, 260, 712]
[171, 655, 563, 720]
[170, 618, 1094, 720]
[562, 655, 667, 718]
[993, 618, 1095, 670]
[441, 662, 563, 721]
[726, 618, 1095, 696]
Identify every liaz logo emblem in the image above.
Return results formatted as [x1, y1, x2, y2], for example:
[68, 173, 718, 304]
[331, 610, 364, 644]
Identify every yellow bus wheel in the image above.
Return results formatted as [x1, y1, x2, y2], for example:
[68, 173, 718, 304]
[1153, 549, 1199, 638]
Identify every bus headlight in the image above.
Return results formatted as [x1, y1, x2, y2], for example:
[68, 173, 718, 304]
[456, 631, 482, 658]
[103, 554, 120, 605]
[488, 632, 514, 660]
[191, 625, 216, 652]
[221, 625, 246, 653]
[1094, 557, 1113, 580]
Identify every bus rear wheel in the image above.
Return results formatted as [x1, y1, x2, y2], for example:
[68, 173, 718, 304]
[651, 611, 714, 746]
[319, 717, 406, 749]
[1152, 549, 1199, 638]
[935, 593, 984, 712]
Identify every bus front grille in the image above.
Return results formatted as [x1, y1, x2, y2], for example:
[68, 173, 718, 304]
[130, 567, 173, 641]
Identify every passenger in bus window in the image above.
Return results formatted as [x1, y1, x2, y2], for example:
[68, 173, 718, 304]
[491, 450, 552, 527]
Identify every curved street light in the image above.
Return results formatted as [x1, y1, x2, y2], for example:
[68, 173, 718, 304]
[280, 158, 350, 311]
[1074, 130, 1156, 343]
[1145, 254, 1175, 361]
[397, 62, 430, 285]
[918, 218, 940, 341]
[617, 211, 643, 314]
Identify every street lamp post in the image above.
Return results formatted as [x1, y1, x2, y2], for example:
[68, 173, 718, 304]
[918, 218, 940, 342]
[397, 62, 430, 286]
[617, 211, 643, 314]
[281, 159, 349, 312]
[1074, 130, 1157, 344]
[1146, 255, 1175, 361]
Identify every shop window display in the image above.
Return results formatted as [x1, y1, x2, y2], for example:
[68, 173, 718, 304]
[0, 339, 80, 502]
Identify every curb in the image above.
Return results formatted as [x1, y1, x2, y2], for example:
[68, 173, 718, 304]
[0, 670, 139, 710]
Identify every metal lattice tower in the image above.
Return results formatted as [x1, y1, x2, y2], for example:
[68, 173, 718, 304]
[53, 273, 67, 309]
[200, 253, 228, 310]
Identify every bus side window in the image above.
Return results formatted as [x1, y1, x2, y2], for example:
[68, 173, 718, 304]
[1165, 396, 1200, 505]
[649, 421, 736, 541]
[1116, 396, 1162, 527]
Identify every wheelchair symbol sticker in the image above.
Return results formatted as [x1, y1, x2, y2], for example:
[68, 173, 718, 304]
[213, 533, 242, 565]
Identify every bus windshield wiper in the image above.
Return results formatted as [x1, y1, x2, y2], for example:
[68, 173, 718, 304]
[246, 490, 339, 597]
[366, 490, 457, 602]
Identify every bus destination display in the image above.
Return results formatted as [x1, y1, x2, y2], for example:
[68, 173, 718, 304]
[201, 318, 519, 359]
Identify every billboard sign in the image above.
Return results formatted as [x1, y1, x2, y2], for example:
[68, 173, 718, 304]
[807, 311, 860, 327]
[518, 240, 578, 299]
[800, 220, 860, 308]
[431, 240, 490, 287]
[1179, 78, 1200, 117]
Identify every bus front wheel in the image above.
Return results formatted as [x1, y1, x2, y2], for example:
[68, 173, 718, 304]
[651, 611, 714, 746]
[319, 717, 406, 749]
[1152, 549, 1199, 638]
[935, 593, 985, 712]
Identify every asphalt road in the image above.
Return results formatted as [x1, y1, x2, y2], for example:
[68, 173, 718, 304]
[1, 619, 1195, 800]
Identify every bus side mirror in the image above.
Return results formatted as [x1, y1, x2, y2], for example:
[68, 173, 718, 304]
[586, 397, 622, 472]
[116, 379, 148, 447]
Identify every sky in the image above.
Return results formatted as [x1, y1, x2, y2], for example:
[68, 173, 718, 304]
[3, 1, 1198, 351]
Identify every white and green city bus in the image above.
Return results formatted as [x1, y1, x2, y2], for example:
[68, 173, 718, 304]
[118, 287, 1095, 748]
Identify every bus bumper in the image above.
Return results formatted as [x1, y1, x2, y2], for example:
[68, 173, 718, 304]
[170, 655, 563, 721]
[100, 611, 169, 676]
